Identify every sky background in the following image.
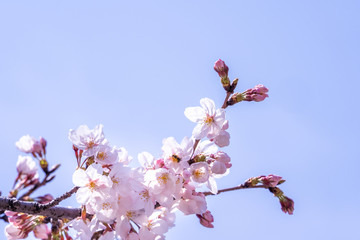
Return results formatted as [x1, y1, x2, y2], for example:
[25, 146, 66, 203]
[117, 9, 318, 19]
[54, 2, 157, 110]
[0, 1, 359, 239]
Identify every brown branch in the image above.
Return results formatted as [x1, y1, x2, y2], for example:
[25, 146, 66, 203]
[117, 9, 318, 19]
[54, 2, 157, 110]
[203, 184, 269, 196]
[221, 92, 232, 109]
[42, 186, 80, 209]
[0, 197, 83, 220]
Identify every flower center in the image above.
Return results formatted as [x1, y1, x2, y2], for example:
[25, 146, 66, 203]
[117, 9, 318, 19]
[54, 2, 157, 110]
[87, 180, 98, 191]
[87, 140, 95, 149]
[102, 202, 111, 210]
[194, 169, 205, 179]
[204, 115, 214, 125]
[157, 173, 169, 185]
[139, 190, 150, 200]
[97, 151, 107, 161]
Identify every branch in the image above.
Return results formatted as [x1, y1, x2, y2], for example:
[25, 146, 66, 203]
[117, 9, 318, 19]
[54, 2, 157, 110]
[203, 184, 269, 196]
[0, 197, 82, 220]
[42, 186, 79, 209]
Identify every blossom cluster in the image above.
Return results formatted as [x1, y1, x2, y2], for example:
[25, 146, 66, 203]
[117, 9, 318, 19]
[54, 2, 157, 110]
[68, 96, 230, 239]
[2, 59, 294, 240]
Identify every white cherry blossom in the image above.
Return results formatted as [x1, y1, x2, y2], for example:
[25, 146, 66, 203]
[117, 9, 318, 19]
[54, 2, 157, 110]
[68, 124, 105, 157]
[184, 98, 226, 139]
[72, 164, 112, 205]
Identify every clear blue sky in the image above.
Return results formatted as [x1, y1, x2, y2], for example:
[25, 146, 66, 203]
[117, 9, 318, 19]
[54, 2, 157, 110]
[0, 1, 359, 239]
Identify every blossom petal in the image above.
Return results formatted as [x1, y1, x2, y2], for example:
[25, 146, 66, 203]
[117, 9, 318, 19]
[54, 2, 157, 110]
[192, 124, 208, 139]
[72, 169, 89, 187]
[184, 107, 205, 122]
[200, 98, 215, 116]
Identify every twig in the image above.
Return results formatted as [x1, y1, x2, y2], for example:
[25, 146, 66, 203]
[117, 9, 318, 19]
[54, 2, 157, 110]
[19, 172, 53, 200]
[203, 184, 268, 196]
[42, 186, 79, 209]
[221, 92, 232, 109]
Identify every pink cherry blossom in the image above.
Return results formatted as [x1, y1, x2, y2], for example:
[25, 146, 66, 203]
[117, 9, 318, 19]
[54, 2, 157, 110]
[184, 98, 226, 139]
[189, 162, 210, 184]
[68, 124, 105, 157]
[72, 164, 112, 204]
[15, 135, 43, 156]
[161, 136, 193, 173]
[16, 155, 38, 176]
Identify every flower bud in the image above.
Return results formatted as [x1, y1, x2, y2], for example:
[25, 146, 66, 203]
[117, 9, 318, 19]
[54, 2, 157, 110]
[196, 210, 214, 228]
[39, 137, 47, 155]
[279, 196, 294, 215]
[243, 84, 269, 102]
[214, 59, 229, 78]
[260, 174, 282, 187]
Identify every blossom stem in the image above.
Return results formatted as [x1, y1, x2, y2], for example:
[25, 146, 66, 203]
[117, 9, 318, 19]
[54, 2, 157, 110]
[41, 186, 79, 209]
[203, 184, 268, 196]
[221, 92, 232, 109]
[19, 172, 53, 200]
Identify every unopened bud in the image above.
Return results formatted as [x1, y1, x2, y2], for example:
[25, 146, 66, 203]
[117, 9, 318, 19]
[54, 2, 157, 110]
[260, 174, 282, 187]
[279, 196, 294, 215]
[196, 210, 214, 228]
[243, 84, 269, 102]
[214, 59, 229, 78]
[40, 159, 48, 172]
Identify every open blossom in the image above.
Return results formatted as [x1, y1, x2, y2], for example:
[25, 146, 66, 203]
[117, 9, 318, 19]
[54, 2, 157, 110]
[184, 98, 226, 139]
[94, 145, 120, 165]
[178, 184, 207, 215]
[68, 124, 105, 156]
[4, 224, 27, 240]
[72, 164, 112, 204]
[16, 156, 38, 176]
[15, 135, 43, 156]
[189, 162, 210, 184]
[208, 120, 230, 147]
[161, 136, 193, 173]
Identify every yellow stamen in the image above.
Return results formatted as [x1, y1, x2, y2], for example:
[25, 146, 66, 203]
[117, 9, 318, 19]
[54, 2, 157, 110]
[157, 173, 169, 185]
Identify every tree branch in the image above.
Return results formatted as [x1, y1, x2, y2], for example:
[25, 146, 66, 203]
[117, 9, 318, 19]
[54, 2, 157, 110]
[42, 186, 79, 209]
[0, 197, 82, 220]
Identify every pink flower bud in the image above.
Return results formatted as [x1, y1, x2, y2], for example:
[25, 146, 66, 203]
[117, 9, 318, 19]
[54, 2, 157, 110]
[260, 174, 282, 187]
[196, 210, 214, 228]
[155, 158, 165, 168]
[214, 59, 229, 78]
[39, 137, 47, 154]
[243, 84, 269, 102]
[280, 196, 294, 215]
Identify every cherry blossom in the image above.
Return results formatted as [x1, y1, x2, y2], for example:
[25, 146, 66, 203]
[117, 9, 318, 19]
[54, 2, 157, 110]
[184, 98, 226, 139]
[68, 124, 105, 157]
[72, 164, 112, 205]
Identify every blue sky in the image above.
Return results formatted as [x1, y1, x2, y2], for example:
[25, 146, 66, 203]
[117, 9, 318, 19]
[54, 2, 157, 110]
[0, 1, 359, 239]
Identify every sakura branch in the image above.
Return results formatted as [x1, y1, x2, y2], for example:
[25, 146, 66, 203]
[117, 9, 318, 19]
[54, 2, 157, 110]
[1, 59, 294, 240]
